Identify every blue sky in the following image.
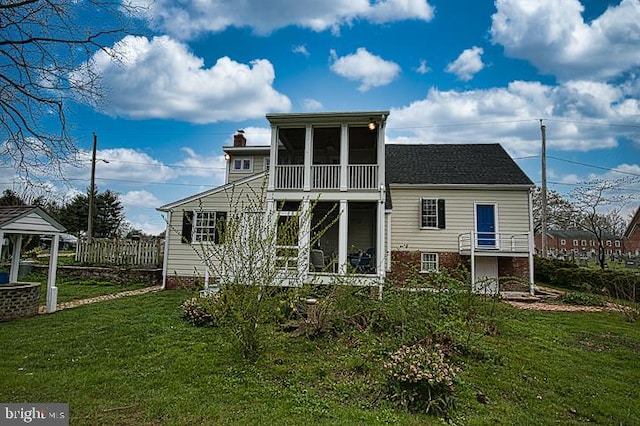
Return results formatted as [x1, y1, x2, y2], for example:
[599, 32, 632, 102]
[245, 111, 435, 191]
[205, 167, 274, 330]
[5, 0, 640, 235]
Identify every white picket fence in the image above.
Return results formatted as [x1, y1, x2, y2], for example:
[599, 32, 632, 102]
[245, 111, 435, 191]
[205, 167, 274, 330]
[75, 239, 164, 267]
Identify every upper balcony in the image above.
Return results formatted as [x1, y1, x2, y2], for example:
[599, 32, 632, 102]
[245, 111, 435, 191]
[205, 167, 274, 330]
[266, 111, 388, 193]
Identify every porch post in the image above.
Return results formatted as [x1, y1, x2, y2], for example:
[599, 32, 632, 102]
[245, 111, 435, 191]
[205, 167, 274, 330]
[303, 124, 312, 192]
[46, 234, 60, 313]
[340, 124, 348, 192]
[338, 200, 348, 274]
[299, 199, 311, 282]
[268, 124, 277, 191]
[161, 210, 171, 290]
[528, 235, 535, 295]
[528, 189, 535, 295]
[470, 232, 476, 292]
[376, 199, 385, 279]
[9, 234, 22, 283]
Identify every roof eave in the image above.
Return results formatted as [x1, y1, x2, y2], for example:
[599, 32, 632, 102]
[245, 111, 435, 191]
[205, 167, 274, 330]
[388, 183, 534, 190]
[157, 172, 267, 212]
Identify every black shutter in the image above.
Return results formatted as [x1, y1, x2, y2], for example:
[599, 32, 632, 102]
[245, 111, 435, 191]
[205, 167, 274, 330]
[437, 199, 446, 229]
[215, 211, 227, 244]
[181, 211, 193, 243]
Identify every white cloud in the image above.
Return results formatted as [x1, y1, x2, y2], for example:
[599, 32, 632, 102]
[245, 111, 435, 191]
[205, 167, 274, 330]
[72, 35, 291, 123]
[235, 127, 272, 146]
[387, 80, 640, 158]
[71, 148, 177, 185]
[174, 148, 227, 180]
[445, 46, 484, 81]
[293, 45, 310, 56]
[121, 190, 160, 207]
[124, 0, 434, 39]
[303, 98, 323, 111]
[329, 48, 401, 92]
[491, 0, 640, 80]
[416, 59, 430, 74]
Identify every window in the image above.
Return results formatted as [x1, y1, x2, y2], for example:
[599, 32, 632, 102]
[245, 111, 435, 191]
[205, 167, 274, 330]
[231, 157, 253, 172]
[181, 210, 227, 244]
[263, 157, 270, 171]
[573, 239, 578, 246]
[276, 211, 299, 270]
[560, 239, 566, 246]
[606, 240, 612, 247]
[615, 240, 621, 247]
[581, 240, 586, 246]
[420, 198, 445, 229]
[420, 253, 438, 273]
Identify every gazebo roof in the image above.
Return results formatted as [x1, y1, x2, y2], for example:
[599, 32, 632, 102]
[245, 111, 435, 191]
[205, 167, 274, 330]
[0, 205, 66, 234]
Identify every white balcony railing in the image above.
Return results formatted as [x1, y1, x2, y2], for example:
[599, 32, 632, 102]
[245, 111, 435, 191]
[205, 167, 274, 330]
[458, 232, 531, 254]
[275, 165, 304, 190]
[275, 164, 379, 190]
[312, 165, 340, 189]
[348, 165, 378, 189]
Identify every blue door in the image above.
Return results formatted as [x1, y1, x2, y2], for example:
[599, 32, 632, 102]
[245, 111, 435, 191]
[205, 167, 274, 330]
[476, 204, 496, 247]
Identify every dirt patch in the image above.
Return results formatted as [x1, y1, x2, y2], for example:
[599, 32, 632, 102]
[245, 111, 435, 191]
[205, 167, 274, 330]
[506, 301, 620, 312]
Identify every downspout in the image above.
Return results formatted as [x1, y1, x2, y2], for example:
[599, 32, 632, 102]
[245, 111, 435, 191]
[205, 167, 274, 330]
[161, 210, 171, 290]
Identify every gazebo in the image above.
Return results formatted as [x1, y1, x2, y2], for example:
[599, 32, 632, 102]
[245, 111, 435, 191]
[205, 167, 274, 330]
[0, 206, 65, 313]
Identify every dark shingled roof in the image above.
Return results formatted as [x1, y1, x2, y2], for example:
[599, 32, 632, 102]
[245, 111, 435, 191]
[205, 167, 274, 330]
[386, 144, 533, 186]
[384, 144, 533, 209]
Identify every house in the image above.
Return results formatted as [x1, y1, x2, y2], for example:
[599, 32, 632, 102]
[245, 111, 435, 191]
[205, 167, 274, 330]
[158, 111, 534, 294]
[386, 144, 534, 293]
[623, 206, 640, 256]
[534, 229, 624, 258]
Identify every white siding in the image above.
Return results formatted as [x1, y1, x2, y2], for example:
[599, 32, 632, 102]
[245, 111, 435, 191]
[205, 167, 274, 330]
[389, 187, 531, 252]
[228, 154, 270, 184]
[3, 212, 62, 233]
[165, 175, 267, 278]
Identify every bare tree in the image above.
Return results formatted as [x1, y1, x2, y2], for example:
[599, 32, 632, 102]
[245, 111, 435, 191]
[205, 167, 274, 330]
[0, 0, 141, 179]
[532, 187, 575, 234]
[570, 177, 638, 269]
[182, 183, 338, 360]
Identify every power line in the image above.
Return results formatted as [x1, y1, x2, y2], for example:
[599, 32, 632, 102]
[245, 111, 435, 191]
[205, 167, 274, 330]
[547, 155, 640, 177]
[544, 118, 640, 129]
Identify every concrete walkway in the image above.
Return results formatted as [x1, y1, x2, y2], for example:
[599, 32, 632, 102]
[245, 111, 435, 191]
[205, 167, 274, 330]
[39, 285, 162, 314]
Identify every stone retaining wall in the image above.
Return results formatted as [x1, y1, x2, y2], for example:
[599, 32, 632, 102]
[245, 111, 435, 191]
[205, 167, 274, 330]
[0, 282, 41, 320]
[32, 265, 162, 285]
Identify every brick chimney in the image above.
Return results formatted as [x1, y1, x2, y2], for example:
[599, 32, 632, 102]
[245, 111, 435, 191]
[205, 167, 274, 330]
[233, 130, 246, 147]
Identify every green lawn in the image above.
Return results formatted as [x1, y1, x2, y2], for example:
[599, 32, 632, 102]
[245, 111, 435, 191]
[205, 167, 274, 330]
[0, 290, 638, 425]
[19, 272, 152, 305]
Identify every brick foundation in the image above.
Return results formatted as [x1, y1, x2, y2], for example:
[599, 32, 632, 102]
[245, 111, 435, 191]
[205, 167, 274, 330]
[389, 250, 530, 289]
[498, 257, 531, 291]
[388, 250, 470, 286]
[0, 282, 41, 321]
[165, 275, 205, 290]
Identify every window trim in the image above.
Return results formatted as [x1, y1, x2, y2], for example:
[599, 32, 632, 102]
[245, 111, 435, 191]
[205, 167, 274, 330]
[420, 252, 439, 273]
[231, 157, 253, 173]
[420, 198, 445, 230]
[191, 210, 227, 244]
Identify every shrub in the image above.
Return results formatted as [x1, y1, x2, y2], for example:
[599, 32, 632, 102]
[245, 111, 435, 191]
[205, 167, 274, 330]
[535, 257, 639, 303]
[558, 291, 605, 307]
[382, 342, 460, 416]
[180, 293, 226, 327]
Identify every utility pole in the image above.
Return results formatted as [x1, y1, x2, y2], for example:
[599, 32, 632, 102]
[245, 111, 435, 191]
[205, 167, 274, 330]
[88, 132, 97, 244]
[540, 120, 547, 258]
